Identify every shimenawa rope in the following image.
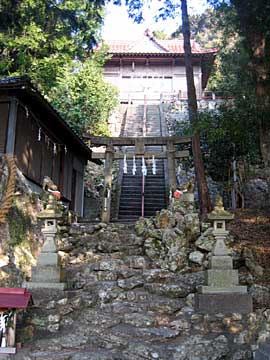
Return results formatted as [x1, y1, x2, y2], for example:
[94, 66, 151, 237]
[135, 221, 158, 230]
[0, 156, 16, 225]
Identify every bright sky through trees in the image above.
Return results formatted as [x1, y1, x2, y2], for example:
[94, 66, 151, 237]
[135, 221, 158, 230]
[102, 0, 209, 40]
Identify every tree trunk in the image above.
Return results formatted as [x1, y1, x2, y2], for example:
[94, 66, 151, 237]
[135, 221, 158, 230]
[233, 0, 270, 205]
[181, 0, 212, 216]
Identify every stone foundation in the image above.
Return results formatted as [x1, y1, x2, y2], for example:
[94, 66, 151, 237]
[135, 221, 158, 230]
[195, 293, 253, 314]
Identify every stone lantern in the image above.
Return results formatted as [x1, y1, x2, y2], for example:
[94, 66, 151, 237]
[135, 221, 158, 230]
[25, 194, 66, 290]
[207, 195, 234, 257]
[196, 195, 253, 313]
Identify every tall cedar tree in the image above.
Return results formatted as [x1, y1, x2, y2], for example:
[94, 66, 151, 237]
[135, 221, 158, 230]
[232, 0, 270, 202]
[209, 0, 270, 202]
[181, 0, 212, 216]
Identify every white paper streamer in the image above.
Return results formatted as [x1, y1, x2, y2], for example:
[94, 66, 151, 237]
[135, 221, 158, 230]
[142, 156, 147, 176]
[38, 128, 41, 142]
[132, 156, 136, 175]
[169, 190, 174, 203]
[152, 155, 156, 175]
[0, 313, 7, 347]
[123, 154, 127, 174]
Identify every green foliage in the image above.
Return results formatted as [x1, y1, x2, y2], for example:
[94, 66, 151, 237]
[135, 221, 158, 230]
[49, 54, 118, 136]
[172, 8, 219, 46]
[109, 0, 181, 23]
[152, 30, 169, 40]
[0, 0, 105, 92]
[199, 104, 259, 181]
[0, 0, 119, 137]
[169, 3, 260, 181]
[7, 206, 32, 246]
[173, 97, 260, 182]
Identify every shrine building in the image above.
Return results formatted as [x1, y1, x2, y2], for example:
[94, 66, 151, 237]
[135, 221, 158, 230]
[0, 76, 100, 216]
[103, 29, 217, 102]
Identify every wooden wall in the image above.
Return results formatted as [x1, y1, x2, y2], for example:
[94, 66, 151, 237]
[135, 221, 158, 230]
[14, 104, 78, 202]
[0, 102, 9, 153]
[104, 59, 202, 99]
[0, 97, 88, 214]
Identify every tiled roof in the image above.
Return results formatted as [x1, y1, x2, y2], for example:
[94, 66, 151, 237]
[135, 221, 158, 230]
[105, 30, 217, 55]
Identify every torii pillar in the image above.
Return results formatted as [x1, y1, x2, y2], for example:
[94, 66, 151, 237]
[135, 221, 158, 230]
[101, 144, 114, 223]
[167, 140, 177, 192]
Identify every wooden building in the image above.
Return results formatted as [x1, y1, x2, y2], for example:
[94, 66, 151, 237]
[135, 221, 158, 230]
[0, 76, 99, 216]
[103, 29, 217, 102]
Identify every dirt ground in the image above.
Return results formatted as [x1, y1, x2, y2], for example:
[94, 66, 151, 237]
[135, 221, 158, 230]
[228, 208, 270, 284]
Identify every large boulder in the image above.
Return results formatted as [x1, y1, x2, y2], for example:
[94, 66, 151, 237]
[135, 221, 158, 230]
[136, 195, 200, 272]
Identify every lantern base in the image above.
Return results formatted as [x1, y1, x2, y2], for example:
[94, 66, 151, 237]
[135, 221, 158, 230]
[195, 293, 253, 314]
[23, 281, 66, 290]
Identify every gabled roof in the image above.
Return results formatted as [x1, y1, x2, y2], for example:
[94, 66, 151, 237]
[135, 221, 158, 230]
[105, 29, 217, 56]
[0, 76, 101, 164]
[0, 288, 32, 309]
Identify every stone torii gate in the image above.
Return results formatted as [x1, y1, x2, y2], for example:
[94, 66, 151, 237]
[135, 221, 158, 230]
[86, 135, 192, 222]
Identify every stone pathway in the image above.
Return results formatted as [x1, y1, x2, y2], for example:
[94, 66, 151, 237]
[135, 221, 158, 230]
[13, 222, 265, 360]
[255, 341, 270, 360]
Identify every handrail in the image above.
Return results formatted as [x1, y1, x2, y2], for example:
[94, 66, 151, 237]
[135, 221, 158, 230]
[141, 95, 147, 216]
[141, 173, 145, 217]
[143, 94, 147, 137]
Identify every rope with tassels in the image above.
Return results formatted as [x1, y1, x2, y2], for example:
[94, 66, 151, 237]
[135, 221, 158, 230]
[0, 156, 16, 225]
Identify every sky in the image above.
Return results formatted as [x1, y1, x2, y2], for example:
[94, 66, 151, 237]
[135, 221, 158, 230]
[102, 0, 209, 40]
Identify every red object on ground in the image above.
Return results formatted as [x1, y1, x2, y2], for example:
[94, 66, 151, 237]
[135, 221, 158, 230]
[52, 191, 61, 200]
[173, 189, 182, 199]
[0, 288, 32, 309]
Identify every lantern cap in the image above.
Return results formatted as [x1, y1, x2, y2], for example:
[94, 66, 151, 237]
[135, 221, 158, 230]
[38, 194, 62, 219]
[207, 195, 234, 221]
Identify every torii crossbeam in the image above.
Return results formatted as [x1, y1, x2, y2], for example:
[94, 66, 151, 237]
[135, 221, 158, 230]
[85, 135, 192, 222]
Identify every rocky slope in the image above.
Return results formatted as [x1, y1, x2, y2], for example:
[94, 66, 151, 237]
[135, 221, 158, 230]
[12, 202, 270, 360]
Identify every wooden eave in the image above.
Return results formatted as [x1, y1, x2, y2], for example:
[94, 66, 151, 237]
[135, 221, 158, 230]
[108, 52, 216, 58]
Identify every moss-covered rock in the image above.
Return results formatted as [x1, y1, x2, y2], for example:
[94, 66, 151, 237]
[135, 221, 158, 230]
[0, 188, 43, 286]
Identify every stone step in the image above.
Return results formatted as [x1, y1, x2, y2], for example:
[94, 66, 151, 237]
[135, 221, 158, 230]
[118, 207, 141, 212]
[144, 203, 166, 209]
[118, 211, 142, 216]
[119, 203, 165, 209]
[122, 168, 164, 173]
[144, 181, 165, 185]
[16, 348, 124, 360]
[120, 189, 165, 196]
[120, 197, 166, 205]
[144, 282, 192, 299]
[119, 200, 142, 205]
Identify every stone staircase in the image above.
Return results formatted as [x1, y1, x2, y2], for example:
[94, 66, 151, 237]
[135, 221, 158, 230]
[16, 222, 255, 360]
[124, 105, 144, 137]
[117, 104, 167, 221]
